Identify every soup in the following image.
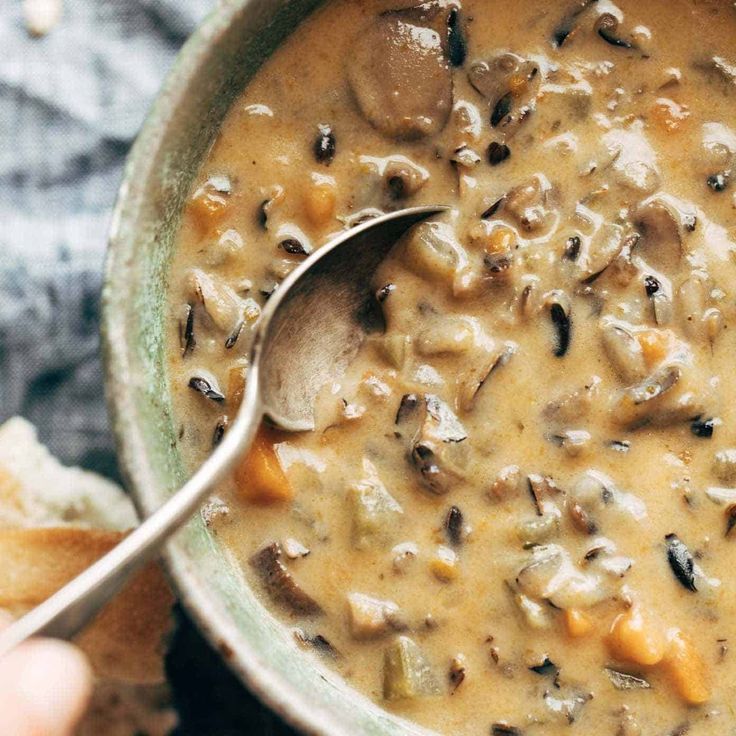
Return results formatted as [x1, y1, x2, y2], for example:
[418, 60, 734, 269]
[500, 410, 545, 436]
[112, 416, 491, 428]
[166, 1, 736, 733]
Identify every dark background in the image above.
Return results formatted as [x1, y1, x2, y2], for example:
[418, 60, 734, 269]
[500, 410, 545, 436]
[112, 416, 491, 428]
[0, 2, 297, 733]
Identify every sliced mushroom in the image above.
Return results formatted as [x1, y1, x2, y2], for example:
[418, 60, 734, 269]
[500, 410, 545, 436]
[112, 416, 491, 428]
[570, 217, 626, 283]
[600, 319, 648, 383]
[456, 340, 517, 412]
[698, 122, 736, 175]
[401, 221, 476, 296]
[359, 154, 430, 202]
[569, 470, 647, 528]
[678, 271, 713, 340]
[469, 52, 542, 136]
[186, 269, 248, 336]
[250, 543, 322, 616]
[396, 393, 467, 495]
[634, 193, 698, 270]
[610, 362, 682, 425]
[348, 6, 452, 139]
[528, 474, 564, 517]
[516, 543, 612, 609]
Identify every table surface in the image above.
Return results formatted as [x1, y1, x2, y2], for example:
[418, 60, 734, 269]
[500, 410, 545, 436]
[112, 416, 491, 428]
[1, 2, 298, 732]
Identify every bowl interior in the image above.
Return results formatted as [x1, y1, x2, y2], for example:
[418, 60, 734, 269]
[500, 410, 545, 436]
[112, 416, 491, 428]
[101, 1, 431, 734]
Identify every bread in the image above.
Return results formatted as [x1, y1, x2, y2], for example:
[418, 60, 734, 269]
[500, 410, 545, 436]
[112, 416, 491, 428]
[0, 417, 137, 530]
[0, 416, 178, 734]
[0, 527, 174, 684]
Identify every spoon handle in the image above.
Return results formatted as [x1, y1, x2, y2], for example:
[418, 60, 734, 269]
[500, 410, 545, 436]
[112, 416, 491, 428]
[0, 370, 262, 656]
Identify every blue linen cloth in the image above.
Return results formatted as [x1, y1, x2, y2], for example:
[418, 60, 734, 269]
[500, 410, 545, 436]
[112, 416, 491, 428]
[0, 2, 296, 732]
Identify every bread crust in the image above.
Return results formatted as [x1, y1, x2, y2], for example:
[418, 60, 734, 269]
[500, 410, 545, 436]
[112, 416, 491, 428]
[0, 527, 175, 684]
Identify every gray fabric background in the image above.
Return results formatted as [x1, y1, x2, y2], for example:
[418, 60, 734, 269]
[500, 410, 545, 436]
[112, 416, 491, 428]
[0, 2, 297, 733]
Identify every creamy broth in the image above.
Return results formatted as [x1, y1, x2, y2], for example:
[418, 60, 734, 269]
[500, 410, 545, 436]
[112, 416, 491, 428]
[167, 1, 736, 733]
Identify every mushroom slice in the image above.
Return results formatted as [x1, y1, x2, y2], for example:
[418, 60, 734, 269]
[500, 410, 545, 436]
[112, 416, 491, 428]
[569, 470, 647, 526]
[634, 193, 697, 270]
[396, 393, 467, 495]
[678, 271, 718, 341]
[698, 122, 736, 174]
[250, 543, 322, 616]
[600, 319, 648, 383]
[515, 544, 612, 609]
[456, 341, 516, 412]
[401, 221, 475, 296]
[469, 52, 542, 136]
[358, 154, 430, 201]
[186, 269, 247, 335]
[572, 220, 626, 283]
[550, 0, 598, 47]
[594, 11, 636, 50]
[528, 474, 564, 517]
[610, 362, 692, 427]
[348, 7, 452, 139]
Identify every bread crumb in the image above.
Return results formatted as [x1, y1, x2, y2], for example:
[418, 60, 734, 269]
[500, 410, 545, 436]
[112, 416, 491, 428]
[23, 0, 62, 37]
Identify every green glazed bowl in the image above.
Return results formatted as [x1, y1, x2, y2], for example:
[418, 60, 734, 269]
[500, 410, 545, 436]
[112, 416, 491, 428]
[101, 1, 430, 734]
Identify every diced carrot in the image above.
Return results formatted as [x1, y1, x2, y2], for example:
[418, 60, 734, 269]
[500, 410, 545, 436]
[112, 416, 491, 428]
[485, 226, 516, 256]
[187, 178, 230, 233]
[649, 98, 690, 133]
[304, 174, 336, 227]
[234, 424, 293, 504]
[564, 608, 594, 638]
[607, 605, 666, 666]
[637, 329, 674, 368]
[227, 364, 248, 412]
[661, 628, 711, 705]
[508, 74, 528, 96]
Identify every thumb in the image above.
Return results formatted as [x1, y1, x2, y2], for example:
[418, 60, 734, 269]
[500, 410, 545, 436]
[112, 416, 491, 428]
[0, 638, 93, 736]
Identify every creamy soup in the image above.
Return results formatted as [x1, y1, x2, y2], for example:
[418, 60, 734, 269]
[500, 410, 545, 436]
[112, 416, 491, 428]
[166, 1, 736, 733]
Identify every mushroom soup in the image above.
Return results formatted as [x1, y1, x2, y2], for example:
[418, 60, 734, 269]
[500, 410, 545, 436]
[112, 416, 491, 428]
[167, 0, 736, 733]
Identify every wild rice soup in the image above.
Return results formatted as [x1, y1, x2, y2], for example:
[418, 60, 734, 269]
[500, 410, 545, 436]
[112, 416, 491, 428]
[167, 1, 736, 733]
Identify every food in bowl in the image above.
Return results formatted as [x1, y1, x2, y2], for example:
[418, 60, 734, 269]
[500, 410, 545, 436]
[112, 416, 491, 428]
[166, 0, 736, 732]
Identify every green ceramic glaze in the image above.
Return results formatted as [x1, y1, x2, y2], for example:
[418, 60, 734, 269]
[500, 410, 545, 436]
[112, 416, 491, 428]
[101, 1, 431, 733]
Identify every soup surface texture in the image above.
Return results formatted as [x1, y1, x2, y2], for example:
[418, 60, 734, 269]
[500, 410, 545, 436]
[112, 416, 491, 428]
[167, 1, 736, 733]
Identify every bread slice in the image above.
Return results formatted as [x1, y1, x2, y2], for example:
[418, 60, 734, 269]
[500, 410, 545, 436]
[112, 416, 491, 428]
[0, 416, 179, 733]
[0, 527, 174, 684]
[0, 418, 137, 530]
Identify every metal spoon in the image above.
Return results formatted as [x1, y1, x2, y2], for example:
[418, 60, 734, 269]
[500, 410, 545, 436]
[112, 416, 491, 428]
[0, 204, 446, 655]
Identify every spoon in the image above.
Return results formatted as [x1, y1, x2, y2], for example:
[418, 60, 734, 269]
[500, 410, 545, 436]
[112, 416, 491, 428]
[0, 204, 446, 655]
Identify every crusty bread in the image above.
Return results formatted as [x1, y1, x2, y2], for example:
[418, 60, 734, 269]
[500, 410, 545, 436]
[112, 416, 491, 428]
[0, 417, 137, 530]
[0, 527, 174, 684]
[0, 416, 179, 733]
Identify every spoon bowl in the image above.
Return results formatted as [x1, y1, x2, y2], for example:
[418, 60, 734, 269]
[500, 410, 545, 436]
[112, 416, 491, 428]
[0, 205, 446, 655]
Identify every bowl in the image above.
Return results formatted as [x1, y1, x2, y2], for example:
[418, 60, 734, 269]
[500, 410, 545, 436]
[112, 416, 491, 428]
[101, 1, 429, 734]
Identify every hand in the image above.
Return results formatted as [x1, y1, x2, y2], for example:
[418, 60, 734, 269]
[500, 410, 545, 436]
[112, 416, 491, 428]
[0, 618, 92, 736]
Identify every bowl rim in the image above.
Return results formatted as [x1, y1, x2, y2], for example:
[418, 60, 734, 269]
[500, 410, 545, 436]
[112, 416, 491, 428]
[100, 2, 347, 734]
